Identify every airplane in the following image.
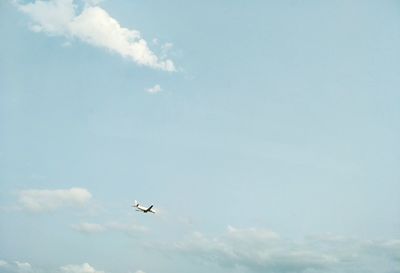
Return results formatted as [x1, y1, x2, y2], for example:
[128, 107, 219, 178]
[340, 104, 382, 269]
[132, 200, 156, 213]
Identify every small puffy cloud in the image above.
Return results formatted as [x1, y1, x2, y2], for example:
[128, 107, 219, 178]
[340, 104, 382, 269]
[60, 263, 104, 273]
[17, 0, 175, 71]
[174, 226, 400, 273]
[161, 42, 173, 51]
[160, 42, 173, 59]
[18, 188, 92, 212]
[146, 84, 162, 94]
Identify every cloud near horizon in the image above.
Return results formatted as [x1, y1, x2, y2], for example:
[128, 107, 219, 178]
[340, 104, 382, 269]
[18, 187, 92, 212]
[16, 0, 175, 71]
[0, 261, 32, 273]
[61, 263, 104, 273]
[174, 226, 400, 273]
[0, 260, 146, 273]
[61, 264, 147, 273]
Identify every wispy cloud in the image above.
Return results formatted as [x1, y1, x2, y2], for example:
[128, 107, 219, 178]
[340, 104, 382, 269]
[71, 222, 106, 233]
[174, 226, 400, 273]
[72, 221, 147, 234]
[17, 188, 92, 212]
[146, 84, 162, 94]
[16, 0, 175, 71]
[105, 221, 148, 233]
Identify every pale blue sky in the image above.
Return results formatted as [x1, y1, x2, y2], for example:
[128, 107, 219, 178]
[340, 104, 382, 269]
[1, 1, 400, 273]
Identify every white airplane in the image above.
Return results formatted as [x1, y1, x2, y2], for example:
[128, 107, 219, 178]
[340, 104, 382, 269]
[132, 200, 156, 213]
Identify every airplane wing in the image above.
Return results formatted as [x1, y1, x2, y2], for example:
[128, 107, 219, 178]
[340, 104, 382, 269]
[145, 205, 153, 212]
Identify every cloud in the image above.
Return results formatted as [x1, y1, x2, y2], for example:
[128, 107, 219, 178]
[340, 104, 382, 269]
[60, 263, 104, 273]
[105, 221, 147, 233]
[71, 222, 106, 233]
[16, 0, 175, 71]
[0, 260, 146, 273]
[175, 226, 336, 272]
[146, 84, 162, 94]
[18, 188, 92, 212]
[15, 262, 32, 272]
[0, 261, 33, 273]
[72, 221, 147, 234]
[367, 239, 400, 262]
[174, 226, 400, 273]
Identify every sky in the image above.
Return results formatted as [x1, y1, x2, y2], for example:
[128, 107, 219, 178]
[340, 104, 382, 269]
[1, 0, 400, 273]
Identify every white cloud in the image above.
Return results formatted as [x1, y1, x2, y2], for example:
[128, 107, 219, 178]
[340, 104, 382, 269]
[160, 42, 173, 59]
[0, 260, 143, 273]
[17, 0, 175, 71]
[174, 226, 400, 273]
[369, 239, 400, 262]
[146, 84, 162, 94]
[71, 221, 147, 234]
[18, 188, 92, 212]
[15, 261, 32, 272]
[106, 221, 148, 233]
[60, 263, 104, 273]
[176, 227, 336, 272]
[226, 225, 280, 241]
[0, 260, 33, 273]
[161, 42, 173, 51]
[71, 222, 106, 233]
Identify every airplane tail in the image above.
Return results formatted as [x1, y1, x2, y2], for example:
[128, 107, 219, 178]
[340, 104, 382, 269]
[145, 205, 153, 212]
[134, 200, 139, 207]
